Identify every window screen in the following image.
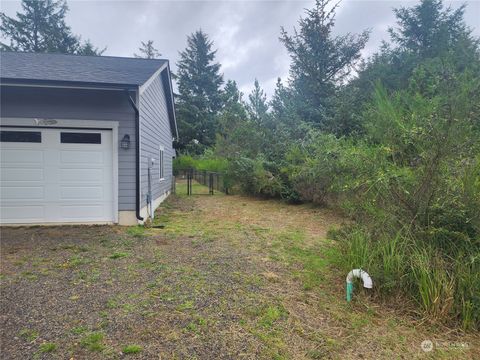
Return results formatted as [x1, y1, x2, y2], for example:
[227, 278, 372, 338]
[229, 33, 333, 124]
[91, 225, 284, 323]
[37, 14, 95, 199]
[159, 147, 165, 180]
[61, 132, 101, 144]
[0, 131, 41, 143]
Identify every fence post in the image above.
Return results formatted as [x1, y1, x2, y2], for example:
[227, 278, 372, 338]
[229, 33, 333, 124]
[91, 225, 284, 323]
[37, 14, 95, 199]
[187, 169, 192, 196]
[209, 173, 214, 195]
[190, 170, 193, 195]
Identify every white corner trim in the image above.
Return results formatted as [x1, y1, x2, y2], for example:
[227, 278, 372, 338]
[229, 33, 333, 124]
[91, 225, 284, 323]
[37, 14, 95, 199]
[111, 123, 119, 224]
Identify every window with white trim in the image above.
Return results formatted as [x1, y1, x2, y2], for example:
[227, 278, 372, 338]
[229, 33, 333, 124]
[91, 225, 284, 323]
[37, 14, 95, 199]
[159, 146, 165, 181]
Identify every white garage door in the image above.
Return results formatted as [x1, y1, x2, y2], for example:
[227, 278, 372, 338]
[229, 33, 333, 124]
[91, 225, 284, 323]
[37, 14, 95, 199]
[0, 127, 114, 224]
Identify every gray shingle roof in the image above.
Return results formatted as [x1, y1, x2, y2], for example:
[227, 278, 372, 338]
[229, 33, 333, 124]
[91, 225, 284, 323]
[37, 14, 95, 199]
[0, 52, 168, 86]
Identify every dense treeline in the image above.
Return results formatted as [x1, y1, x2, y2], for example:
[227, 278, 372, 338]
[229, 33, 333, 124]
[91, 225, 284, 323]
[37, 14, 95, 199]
[0, 0, 104, 55]
[174, 0, 480, 329]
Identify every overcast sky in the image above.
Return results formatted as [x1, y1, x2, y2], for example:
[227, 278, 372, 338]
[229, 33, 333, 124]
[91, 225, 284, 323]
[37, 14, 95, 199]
[1, 0, 479, 97]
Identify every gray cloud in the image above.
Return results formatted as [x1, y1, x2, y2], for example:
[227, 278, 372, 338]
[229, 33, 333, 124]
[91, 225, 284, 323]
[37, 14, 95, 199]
[1, 0, 479, 97]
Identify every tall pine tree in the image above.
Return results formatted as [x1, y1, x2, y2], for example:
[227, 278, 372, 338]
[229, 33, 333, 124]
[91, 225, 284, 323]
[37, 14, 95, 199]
[176, 30, 223, 153]
[218, 80, 247, 137]
[0, 0, 104, 55]
[389, 0, 474, 58]
[134, 40, 161, 59]
[280, 0, 369, 127]
[246, 79, 269, 125]
[335, 0, 480, 137]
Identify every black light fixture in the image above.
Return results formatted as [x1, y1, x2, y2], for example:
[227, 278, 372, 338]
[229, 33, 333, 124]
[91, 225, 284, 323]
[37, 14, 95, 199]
[121, 134, 130, 149]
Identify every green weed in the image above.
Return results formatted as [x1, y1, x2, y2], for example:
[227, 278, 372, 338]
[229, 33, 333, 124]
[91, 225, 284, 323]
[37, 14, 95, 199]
[122, 344, 142, 354]
[80, 332, 105, 352]
[126, 226, 146, 238]
[19, 329, 39, 342]
[39, 343, 56, 353]
[109, 252, 129, 259]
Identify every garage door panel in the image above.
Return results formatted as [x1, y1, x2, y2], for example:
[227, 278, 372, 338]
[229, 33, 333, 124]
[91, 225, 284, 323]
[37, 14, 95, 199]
[0, 205, 45, 222]
[60, 168, 104, 182]
[1, 168, 44, 181]
[1, 127, 114, 224]
[60, 150, 104, 164]
[60, 186, 103, 200]
[1, 186, 44, 200]
[60, 204, 110, 220]
[1, 149, 44, 164]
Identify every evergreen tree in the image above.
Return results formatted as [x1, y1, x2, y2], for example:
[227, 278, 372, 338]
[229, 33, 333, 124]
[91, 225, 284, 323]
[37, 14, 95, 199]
[0, 0, 104, 55]
[222, 79, 243, 107]
[216, 80, 255, 157]
[134, 40, 161, 59]
[389, 0, 473, 57]
[77, 39, 105, 56]
[280, 0, 369, 127]
[217, 80, 247, 137]
[246, 79, 269, 125]
[176, 30, 224, 153]
[337, 0, 480, 137]
[270, 78, 296, 127]
[269, 78, 310, 146]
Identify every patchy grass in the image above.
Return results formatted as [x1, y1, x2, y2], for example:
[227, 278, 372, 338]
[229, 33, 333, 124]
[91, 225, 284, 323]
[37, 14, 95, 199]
[126, 226, 146, 238]
[108, 252, 129, 259]
[257, 305, 287, 329]
[122, 344, 142, 354]
[19, 329, 39, 342]
[38, 342, 56, 353]
[80, 332, 105, 352]
[1, 181, 479, 359]
[70, 326, 88, 335]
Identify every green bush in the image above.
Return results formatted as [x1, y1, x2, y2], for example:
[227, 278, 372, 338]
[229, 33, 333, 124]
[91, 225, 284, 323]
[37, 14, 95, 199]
[173, 155, 197, 172]
[229, 157, 284, 197]
[324, 65, 480, 329]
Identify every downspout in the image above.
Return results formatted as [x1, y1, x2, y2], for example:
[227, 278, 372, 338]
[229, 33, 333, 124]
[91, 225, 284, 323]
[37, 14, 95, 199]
[126, 90, 144, 222]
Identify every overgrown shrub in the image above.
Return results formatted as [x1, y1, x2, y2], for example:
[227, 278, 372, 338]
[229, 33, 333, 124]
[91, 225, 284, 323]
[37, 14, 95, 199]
[173, 150, 228, 174]
[229, 157, 285, 197]
[324, 63, 480, 329]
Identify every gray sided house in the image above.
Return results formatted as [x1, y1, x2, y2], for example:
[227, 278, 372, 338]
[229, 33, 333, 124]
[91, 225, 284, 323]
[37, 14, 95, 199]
[0, 52, 178, 225]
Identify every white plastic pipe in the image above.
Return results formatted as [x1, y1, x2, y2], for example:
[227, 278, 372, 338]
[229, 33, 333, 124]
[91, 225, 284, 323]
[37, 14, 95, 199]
[347, 269, 373, 288]
[346, 269, 373, 301]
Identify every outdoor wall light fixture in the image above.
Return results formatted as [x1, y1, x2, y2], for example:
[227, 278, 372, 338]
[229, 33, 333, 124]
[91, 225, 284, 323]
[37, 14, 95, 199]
[121, 134, 130, 149]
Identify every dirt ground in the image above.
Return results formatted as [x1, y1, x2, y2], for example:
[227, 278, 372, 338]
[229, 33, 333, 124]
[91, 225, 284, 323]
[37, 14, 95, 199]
[1, 188, 479, 359]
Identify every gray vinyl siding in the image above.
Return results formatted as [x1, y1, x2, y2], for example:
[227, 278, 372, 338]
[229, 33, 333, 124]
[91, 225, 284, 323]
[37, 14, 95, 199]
[139, 74, 173, 208]
[0, 86, 137, 211]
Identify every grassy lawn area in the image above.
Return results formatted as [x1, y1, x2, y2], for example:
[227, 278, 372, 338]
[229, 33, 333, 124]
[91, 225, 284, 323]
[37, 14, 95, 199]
[1, 181, 478, 359]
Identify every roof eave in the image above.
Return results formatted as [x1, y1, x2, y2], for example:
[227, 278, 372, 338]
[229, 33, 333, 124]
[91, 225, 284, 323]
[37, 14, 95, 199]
[0, 77, 139, 90]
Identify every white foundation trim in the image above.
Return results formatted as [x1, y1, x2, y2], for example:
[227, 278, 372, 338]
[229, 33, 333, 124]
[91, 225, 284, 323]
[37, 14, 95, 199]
[139, 191, 170, 222]
[117, 191, 171, 226]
